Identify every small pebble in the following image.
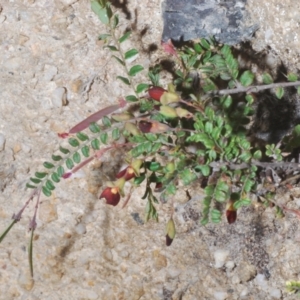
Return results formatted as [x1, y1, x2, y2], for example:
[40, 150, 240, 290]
[52, 87, 67, 107]
[269, 287, 282, 299]
[43, 64, 58, 81]
[214, 249, 230, 268]
[214, 291, 228, 300]
[75, 223, 86, 235]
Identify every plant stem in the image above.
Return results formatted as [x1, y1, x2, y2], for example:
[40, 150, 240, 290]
[213, 81, 300, 96]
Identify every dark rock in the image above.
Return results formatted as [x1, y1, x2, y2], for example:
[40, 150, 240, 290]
[162, 0, 258, 45]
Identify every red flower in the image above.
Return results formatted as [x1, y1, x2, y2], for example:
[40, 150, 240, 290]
[148, 86, 167, 101]
[100, 187, 121, 206]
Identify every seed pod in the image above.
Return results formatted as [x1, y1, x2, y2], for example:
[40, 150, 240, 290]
[160, 105, 177, 119]
[226, 200, 237, 224]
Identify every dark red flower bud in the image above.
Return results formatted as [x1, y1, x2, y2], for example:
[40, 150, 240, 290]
[62, 172, 72, 179]
[139, 121, 152, 133]
[100, 187, 121, 206]
[116, 166, 135, 181]
[226, 201, 237, 224]
[148, 86, 167, 101]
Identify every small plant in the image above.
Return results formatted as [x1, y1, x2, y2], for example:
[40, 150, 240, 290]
[286, 281, 300, 295]
[2, 0, 300, 277]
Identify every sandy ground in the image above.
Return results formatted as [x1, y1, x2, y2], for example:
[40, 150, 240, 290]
[1, 0, 300, 299]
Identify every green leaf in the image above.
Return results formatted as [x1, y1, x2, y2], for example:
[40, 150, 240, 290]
[89, 123, 100, 133]
[68, 138, 80, 147]
[124, 49, 138, 60]
[125, 95, 138, 102]
[81, 145, 90, 157]
[202, 78, 217, 92]
[112, 55, 125, 66]
[66, 158, 74, 170]
[194, 43, 203, 54]
[26, 183, 37, 189]
[204, 122, 213, 134]
[262, 73, 273, 84]
[129, 65, 144, 77]
[43, 161, 55, 169]
[136, 83, 149, 94]
[253, 150, 262, 160]
[117, 76, 130, 85]
[204, 185, 215, 196]
[240, 70, 254, 87]
[244, 179, 254, 193]
[51, 172, 60, 183]
[59, 146, 70, 154]
[98, 33, 111, 40]
[200, 38, 210, 50]
[42, 186, 51, 197]
[102, 116, 111, 127]
[275, 87, 284, 99]
[221, 95, 232, 108]
[45, 180, 55, 191]
[239, 151, 252, 162]
[91, 138, 100, 150]
[195, 165, 210, 176]
[91, 0, 109, 24]
[73, 152, 81, 164]
[151, 142, 162, 153]
[211, 209, 222, 223]
[147, 162, 161, 171]
[145, 133, 157, 142]
[245, 94, 254, 105]
[112, 128, 120, 140]
[57, 166, 64, 177]
[76, 132, 89, 142]
[215, 190, 227, 203]
[35, 172, 47, 179]
[51, 154, 63, 161]
[112, 14, 119, 28]
[30, 177, 41, 184]
[100, 133, 108, 144]
[118, 31, 131, 43]
[287, 73, 298, 82]
[105, 45, 118, 51]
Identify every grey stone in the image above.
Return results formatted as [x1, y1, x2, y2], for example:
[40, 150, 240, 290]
[162, 0, 258, 44]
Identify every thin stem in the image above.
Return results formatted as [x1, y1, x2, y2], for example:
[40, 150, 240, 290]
[213, 81, 300, 96]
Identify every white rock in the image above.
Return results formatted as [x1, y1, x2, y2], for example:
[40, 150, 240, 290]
[75, 222, 86, 235]
[43, 64, 58, 81]
[214, 249, 230, 268]
[255, 274, 269, 291]
[0, 133, 5, 151]
[269, 287, 282, 299]
[240, 288, 249, 298]
[214, 291, 228, 300]
[225, 260, 235, 271]
[52, 87, 67, 107]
